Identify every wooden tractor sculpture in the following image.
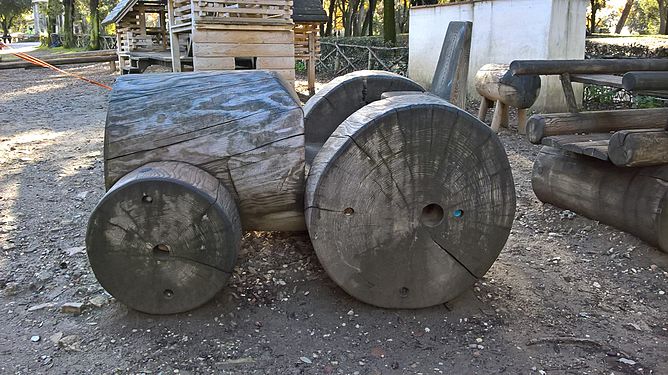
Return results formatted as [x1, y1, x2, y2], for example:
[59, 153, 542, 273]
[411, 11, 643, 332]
[86, 70, 516, 314]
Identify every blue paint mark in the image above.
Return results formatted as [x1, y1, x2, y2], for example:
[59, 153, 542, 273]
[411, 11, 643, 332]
[453, 209, 464, 218]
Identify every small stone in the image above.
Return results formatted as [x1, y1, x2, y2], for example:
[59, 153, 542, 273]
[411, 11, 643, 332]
[475, 337, 483, 343]
[64, 246, 86, 256]
[88, 295, 107, 308]
[593, 281, 601, 289]
[61, 302, 84, 314]
[424, 327, 430, 333]
[347, 309, 354, 316]
[299, 356, 312, 364]
[58, 335, 81, 351]
[659, 290, 665, 295]
[50, 332, 63, 344]
[28, 302, 55, 312]
[650, 264, 658, 272]
[618, 358, 636, 365]
[30, 335, 40, 342]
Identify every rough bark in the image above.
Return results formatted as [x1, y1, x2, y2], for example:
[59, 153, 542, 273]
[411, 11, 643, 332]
[89, 0, 100, 50]
[383, 0, 396, 43]
[62, 0, 74, 48]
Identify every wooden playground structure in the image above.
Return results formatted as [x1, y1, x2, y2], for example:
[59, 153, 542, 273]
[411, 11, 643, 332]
[103, 0, 326, 88]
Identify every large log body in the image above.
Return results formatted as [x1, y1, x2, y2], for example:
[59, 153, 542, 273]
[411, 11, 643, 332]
[87, 162, 242, 314]
[526, 108, 668, 144]
[305, 94, 516, 308]
[303, 70, 424, 164]
[475, 64, 541, 109]
[608, 128, 668, 167]
[104, 71, 305, 231]
[622, 71, 668, 91]
[532, 147, 668, 253]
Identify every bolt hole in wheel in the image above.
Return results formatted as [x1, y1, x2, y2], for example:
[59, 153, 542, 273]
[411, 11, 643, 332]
[399, 287, 409, 297]
[343, 207, 355, 216]
[421, 203, 444, 227]
[163, 289, 174, 299]
[153, 244, 170, 257]
[142, 194, 153, 203]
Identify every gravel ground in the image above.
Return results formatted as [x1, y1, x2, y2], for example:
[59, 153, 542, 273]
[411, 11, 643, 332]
[0, 62, 666, 374]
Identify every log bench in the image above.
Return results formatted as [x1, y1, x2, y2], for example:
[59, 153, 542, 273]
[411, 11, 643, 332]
[474, 64, 541, 134]
[87, 70, 516, 314]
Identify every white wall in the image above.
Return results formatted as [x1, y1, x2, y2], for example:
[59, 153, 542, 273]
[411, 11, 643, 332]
[408, 0, 587, 112]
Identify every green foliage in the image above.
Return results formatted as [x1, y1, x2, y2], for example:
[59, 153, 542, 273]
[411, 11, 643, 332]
[295, 60, 307, 73]
[584, 85, 616, 105]
[634, 95, 665, 109]
[0, 0, 31, 35]
[628, 0, 660, 34]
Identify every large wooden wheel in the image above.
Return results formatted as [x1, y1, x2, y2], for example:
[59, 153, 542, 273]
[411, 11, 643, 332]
[86, 162, 241, 314]
[305, 94, 516, 308]
[303, 70, 424, 164]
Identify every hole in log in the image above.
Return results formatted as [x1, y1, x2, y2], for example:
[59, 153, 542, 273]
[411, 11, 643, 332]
[421, 203, 444, 227]
[163, 289, 174, 299]
[343, 207, 355, 216]
[399, 287, 409, 297]
[142, 194, 153, 203]
[453, 209, 464, 218]
[153, 244, 170, 257]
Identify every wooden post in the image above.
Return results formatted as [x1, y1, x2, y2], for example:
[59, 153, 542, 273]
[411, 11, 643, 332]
[532, 146, 668, 253]
[478, 98, 492, 121]
[305, 93, 516, 308]
[491, 100, 508, 132]
[166, 0, 182, 72]
[608, 128, 668, 167]
[517, 108, 528, 135]
[559, 73, 579, 113]
[109, 60, 117, 73]
[308, 31, 316, 96]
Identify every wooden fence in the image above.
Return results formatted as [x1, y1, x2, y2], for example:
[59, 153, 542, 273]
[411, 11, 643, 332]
[317, 41, 408, 76]
[73, 35, 117, 50]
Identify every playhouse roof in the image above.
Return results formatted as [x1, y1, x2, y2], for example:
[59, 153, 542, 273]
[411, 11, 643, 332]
[102, 0, 328, 26]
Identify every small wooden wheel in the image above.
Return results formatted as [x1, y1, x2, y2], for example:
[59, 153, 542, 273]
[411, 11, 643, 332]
[303, 70, 424, 164]
[305, 94, 516, 308]
[86, 162, 241, 314]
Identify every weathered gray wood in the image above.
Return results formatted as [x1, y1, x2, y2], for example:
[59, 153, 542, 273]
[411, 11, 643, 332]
[609, 128, 668, 167]
[559, 73, 579, 113]
[302, 70, 424, 164]
[510, 59, 668, 76]
[86, 161, 242, 314]
[623, 71, 668, 91]
[532, 147, 668, 253]
[474, 64, 541, 109]
[105, 71, 305, 231]
[526, 108, 668, 144]
[541, 133, 611, 161]
[305, 94, 516, 308]
[570, 73, 624, 88]
[490, 100, 508, 132]
[478, 98, 493, 121]
[430, 21, 472, 109]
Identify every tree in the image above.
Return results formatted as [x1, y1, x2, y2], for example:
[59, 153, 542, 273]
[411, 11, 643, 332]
[383, 0, 395, 43]
[615, 0, 634, 33]
[63, 0, 75, 47]
[627, 0, 659, 34]
[46, 0, 63, 46]
[588, 0, 607, 34]
[361, 0, 378, 36]
[0, 0, 31, 41]
[659, 0, 668, 34]
[89, 0, 101, 49]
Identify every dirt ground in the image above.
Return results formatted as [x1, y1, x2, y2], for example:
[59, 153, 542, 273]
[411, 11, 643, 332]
[0, 61, 666, 375]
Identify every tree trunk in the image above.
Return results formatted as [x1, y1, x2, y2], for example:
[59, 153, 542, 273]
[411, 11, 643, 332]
[1, 18, 9, 41]
[89, 0, 100, 50]
[325, 0, 335, 36]
[383, 0, 396, 43]
[345, 0, 360, 37]
[62, 0, 74, 48]
[362, 0, 377, 36]
[615, 0, 633, 33]
[660, 0, 668, 34]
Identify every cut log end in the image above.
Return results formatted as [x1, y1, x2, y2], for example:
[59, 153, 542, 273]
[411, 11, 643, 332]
[305, 94, 516, 308]
[86, 162, 241, 314]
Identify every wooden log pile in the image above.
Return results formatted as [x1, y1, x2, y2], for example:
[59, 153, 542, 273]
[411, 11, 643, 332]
[87, 70, 516, 314]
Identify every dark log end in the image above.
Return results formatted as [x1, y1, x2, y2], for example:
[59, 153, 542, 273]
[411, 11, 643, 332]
[526, 115, 547, 144]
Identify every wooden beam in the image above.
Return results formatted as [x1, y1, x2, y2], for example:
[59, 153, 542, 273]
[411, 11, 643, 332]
[0, 54, 117, 70]
[608, 128, 668, 167]
[525, 108, 668, 144]
[622, 71, 668, 91]
[166, 0, 182, 72]
[510, 59, 668, 76]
